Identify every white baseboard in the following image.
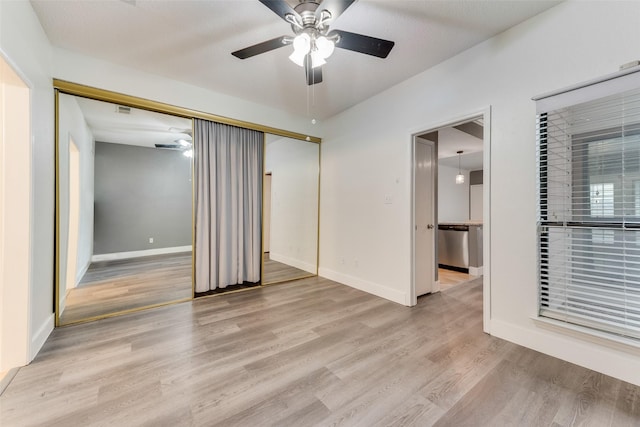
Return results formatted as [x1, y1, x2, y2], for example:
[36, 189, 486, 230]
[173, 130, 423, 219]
[59, 291, 66, 314]
[490, 318, 640, 387]
[75, 259, 91, 286]
[469, 266, 483, 276]
[270, 252, 317, 275]
[318, 267, 410, 306]
[30, 314, 54, 361]
[91, 245, 192, 262]
[0, 367, 19, 396]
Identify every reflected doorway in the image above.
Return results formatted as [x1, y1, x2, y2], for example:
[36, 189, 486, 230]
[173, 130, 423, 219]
[57, 93, 194, 325]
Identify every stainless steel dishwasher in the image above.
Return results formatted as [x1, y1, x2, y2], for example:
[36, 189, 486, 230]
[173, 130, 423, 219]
[438, 224, 469, 270]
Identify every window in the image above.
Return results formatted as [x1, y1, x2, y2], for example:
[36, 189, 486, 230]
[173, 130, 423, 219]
[589, 183, 614, 218]
[536, 70, 640, 340]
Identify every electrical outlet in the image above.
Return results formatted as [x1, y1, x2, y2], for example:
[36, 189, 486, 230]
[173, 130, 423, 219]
[384, 194, 393, 204]
[149, 237, 154, 243]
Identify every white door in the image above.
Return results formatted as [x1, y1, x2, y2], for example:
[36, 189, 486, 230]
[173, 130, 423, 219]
[414, 139, 435, 296]
[263, 173, 272, 253]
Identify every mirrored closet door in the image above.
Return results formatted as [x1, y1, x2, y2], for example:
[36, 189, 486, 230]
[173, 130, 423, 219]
[56, 93, 194, 325]
[262, 134, 320, 285]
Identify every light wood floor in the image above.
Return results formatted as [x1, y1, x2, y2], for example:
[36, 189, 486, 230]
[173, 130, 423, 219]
[60, 252, 193, 324]
[438, 268, 473, 291]
[3, 277, 640, 426]
[263, 252, 314, 285]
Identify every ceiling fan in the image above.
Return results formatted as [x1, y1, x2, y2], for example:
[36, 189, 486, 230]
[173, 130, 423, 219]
[231, 0, 395, 85]
[155, 128, 193, 157]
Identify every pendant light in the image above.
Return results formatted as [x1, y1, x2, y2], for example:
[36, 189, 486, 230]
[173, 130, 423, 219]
[455, 150, 465, 184]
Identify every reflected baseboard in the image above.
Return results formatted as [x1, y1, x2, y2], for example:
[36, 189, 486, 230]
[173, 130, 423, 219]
[269, 252, 316, 275]
[91, 245, 192, 262]
[262, 273, 316, 287]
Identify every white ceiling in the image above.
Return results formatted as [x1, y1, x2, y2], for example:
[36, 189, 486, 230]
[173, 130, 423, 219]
[31, 0, 561, 120]
[437, 126, 484, 170]
[71, 95, 192, 148]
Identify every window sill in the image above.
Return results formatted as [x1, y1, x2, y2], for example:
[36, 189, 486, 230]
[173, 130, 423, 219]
[531, 316, 640, 355]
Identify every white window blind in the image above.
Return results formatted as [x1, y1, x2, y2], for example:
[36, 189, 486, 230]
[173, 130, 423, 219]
[536, 68, 640, 340]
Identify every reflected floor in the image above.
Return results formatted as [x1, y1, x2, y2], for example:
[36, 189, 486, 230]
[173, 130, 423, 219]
[263, 253, 314, 284]
[60, 252, 193, 324]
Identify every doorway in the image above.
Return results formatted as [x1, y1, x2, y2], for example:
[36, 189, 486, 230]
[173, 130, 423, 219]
[0, 54, 31, 373]
[411, 109, 491, 333]
[64, 139, 80, 302]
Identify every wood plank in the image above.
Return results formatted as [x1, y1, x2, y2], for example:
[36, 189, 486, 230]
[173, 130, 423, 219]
[60, 252, 193, 324]
[3, 276, 640, 426]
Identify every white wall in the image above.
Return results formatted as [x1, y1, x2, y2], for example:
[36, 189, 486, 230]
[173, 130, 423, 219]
[0, 0, 55, 365]
[265, 137, 319, 274]
[319, 0, 640, 386]
[57, 93, 94, 303]
[53, 48, 317, 138]
[438, 164, 469, 222]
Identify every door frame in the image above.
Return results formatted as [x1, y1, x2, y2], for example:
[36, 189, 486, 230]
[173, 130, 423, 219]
[0, 49, 33, 371]
[410, 107, 492, 334]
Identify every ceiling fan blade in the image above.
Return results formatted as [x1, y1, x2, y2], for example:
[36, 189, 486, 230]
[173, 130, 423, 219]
[315, 0, 356, 23]
[331, 29, 395, 58]
[259, 0, 300, 22]
[304, 54, 323, 86]
[231, 36, 291, 59]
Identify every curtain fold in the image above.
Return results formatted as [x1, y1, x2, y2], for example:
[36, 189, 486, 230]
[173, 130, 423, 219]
[194, 119, 263, 292]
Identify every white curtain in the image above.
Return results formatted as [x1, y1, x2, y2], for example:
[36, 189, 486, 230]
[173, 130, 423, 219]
[194, 119, 263, 292]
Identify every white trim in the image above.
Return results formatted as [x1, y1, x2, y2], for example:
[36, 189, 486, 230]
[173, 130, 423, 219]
[91, 245, 192, 262]
[469, 266, 483, 277]
[319, 267, 410, 306]
[59, 291, 66, 314]
[75, 259, 90, 285]
[0, 367, 19, 396]
[491, 318, 640, 387]
[532, 66, 640, 101]
[0, 48, 34, 88]
[269, 252, 317, 275]
[531, 316, 640, 352]
[0, 49, 33, 371]
[30, 314, 54, 361]
[408, 106, 492, 334]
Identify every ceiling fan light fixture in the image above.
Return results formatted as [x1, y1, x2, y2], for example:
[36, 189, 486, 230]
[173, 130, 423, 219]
[289, 33, 311, 66]
[289, 50, 306, 67]
[310, 50, 326, 68]
[315, 35, 335, 59]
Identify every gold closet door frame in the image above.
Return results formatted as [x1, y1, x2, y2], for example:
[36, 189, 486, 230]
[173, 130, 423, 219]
[54, 80, 321, 326]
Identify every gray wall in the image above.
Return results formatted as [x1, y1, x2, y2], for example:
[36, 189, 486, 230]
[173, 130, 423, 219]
[94, 142, 192, 255]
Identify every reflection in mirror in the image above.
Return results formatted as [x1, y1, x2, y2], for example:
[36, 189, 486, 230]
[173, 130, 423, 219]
[57, 93, 193, 325]
[262, 135, 319, 285]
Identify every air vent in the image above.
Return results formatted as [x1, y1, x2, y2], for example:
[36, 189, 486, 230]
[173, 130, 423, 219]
[116, 105, 131, 114]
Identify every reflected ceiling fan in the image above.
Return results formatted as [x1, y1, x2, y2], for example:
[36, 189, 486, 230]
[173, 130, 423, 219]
[155, 128, 193, 157]
[231, 0, 395, 85]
